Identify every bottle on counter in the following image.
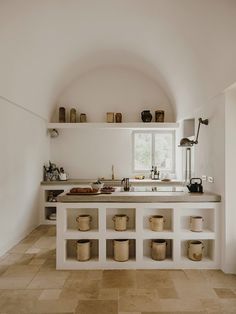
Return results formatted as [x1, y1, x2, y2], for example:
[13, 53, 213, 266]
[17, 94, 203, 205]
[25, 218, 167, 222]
[153, 166, 160, 180]
[150, 166, 154, 179]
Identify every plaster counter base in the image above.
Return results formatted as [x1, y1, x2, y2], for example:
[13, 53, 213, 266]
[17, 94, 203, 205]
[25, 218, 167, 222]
[56, 194, 221, 270]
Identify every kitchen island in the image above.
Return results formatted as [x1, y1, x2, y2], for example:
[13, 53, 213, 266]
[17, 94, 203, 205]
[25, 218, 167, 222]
[56, 190, 221, 270]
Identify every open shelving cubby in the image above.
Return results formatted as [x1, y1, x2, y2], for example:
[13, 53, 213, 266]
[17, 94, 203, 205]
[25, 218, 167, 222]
[179, 207, 216, 238]
[142, 239, 174, 264]
[106, 239, 136, 263]
[181, 239, 215, 266]
[66, 207, 99, 233]
[40, 185, 67, 225]
[143, 207, 174, 234]
[66, 239, 99, 263]
[106, 207, 136, 233]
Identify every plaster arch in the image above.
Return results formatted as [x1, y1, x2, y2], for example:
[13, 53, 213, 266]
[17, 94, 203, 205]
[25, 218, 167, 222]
[53, 63, 175, 122]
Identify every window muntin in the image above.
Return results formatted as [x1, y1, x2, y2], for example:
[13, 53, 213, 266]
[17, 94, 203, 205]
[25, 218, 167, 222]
[133, 131, 175, 173]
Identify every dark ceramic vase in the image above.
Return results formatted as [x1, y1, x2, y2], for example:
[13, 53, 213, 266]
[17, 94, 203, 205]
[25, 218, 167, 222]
[141, 110, 152, 122]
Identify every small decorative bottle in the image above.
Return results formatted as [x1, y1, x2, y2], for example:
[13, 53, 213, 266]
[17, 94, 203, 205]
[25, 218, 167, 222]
[154, 167, 160, 180]
[59, 107, 66, 123]
[150, 166, 154, 179]
[70, 108, 76, 123]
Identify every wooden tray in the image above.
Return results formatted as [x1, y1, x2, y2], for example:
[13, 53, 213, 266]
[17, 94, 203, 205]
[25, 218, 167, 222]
[66, 191, 112, 196]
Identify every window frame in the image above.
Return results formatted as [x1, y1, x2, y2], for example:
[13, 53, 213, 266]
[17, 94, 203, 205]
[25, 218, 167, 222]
[132, 130, 176, 174]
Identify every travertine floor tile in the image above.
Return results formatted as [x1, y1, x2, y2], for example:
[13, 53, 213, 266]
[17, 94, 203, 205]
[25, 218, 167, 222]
[27, 270, 69, 289]
[204, 270, 236, 288]
[9, 243, 32, 254]
[136, 270, 174, 289]
[219, 299, 236, 313]
[33, 236, 56, 249]
[102, 270, 136, 288]
[26, 248, 41, 254]
[174, 281, 217, 299]
[156, 287, 179, 299]
[1, 264, 40, 277]
[200, 298, 221, 313]
[32, 299, 78, 313]
[119, 312, 141, 314]
[158, 299, 205, 312]
[29, 258, 46, 266]
[39, 289, 62, 300]
[75, 300, 118, 314]
[214, 288, 236, 299]
[119, 288, 157, 298]
[184, 269, 208, 283]
[0, 289, 42, 313]
[119, 293, 161, 312]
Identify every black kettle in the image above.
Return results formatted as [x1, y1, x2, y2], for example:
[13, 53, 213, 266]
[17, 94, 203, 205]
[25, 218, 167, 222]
[187, 178, 203, 193]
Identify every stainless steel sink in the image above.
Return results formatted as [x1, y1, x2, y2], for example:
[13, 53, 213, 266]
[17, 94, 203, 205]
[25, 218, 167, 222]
[119, 186, 185, 192]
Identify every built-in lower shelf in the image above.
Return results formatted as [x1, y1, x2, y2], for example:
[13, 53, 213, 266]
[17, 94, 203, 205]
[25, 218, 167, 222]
[56, 202, 220, 270]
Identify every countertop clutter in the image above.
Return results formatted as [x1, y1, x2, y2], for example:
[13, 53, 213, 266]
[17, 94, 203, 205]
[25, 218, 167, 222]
[41, 179, 184, 186]
[57, 190, 221, 203]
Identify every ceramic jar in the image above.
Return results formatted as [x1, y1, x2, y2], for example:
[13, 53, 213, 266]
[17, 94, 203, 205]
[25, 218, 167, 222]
[155, 110, 165, 122]
[112, 214, 129, 231]
[59, 107, 66, 123]
[70, 108, 76, 123]
[149, 215, 165, 231]
[151, 239, 167, 261]
[77, 240, 91, 261]
[115, 113, 122, 123]
[141, 110, 152, 122]
[76, 215, 92, 231]
[188, 240, 204, 261]
[113, 239, 129, 262]
[80, 113, 87, 122]
[107, 112, 115, 123]
[190, 216, 204, 232]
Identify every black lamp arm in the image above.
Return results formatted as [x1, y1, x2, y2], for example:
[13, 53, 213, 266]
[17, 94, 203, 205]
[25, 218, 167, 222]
[193, 118, 209, 144]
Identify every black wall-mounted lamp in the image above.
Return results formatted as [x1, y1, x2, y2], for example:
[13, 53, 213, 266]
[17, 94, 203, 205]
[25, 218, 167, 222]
[179, 118, 209, 147]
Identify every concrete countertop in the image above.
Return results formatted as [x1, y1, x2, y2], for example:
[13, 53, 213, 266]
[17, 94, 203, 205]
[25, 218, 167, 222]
[57, 191, 221, 203]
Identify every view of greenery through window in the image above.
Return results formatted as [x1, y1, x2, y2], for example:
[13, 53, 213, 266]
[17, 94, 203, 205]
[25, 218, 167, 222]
[133, 131, 174, 172]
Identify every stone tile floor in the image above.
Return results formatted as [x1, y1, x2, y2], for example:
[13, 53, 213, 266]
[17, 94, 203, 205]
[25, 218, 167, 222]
[0, 225, 235, 314]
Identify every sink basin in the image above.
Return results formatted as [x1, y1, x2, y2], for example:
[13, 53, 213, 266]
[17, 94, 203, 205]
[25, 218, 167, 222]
[119, 186, 185, 192]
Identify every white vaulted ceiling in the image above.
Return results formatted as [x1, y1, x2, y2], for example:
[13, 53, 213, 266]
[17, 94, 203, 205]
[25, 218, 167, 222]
[0, 0, 236, 120]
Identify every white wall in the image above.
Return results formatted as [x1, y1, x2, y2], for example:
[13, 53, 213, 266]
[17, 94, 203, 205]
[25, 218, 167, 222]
[0, 97, 49, 256]
[51, 128, 132, 179]
[188, 94, 227, 271]
[53, 66, 174, 122]
[224, 86, 236, 273]
[193, 94, 225, 195]
[1, 1, 236, 120]
[51, 67, 175, 179]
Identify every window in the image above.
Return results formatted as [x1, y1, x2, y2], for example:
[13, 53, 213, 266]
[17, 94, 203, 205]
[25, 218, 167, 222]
[133, 131, 175, 172]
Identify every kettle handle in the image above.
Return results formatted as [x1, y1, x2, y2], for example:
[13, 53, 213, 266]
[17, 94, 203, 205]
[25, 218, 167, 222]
[190, 178, 202, 185]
